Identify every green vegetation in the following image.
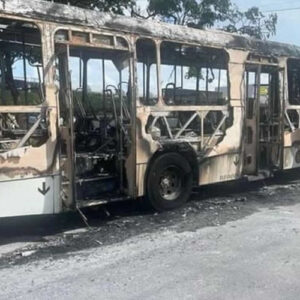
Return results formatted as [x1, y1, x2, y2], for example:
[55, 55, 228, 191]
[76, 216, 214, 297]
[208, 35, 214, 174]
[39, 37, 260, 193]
[0, 89, 42, 106]
[46, 0, 277, 40]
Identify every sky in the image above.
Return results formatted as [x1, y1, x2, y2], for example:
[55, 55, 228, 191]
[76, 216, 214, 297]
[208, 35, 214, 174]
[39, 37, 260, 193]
[233, 0, 300, 45]
[137, 0, 300, 45]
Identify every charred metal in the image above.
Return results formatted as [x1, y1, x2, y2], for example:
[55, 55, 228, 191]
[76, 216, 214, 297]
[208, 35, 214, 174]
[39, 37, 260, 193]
[1, 0, 300, 216]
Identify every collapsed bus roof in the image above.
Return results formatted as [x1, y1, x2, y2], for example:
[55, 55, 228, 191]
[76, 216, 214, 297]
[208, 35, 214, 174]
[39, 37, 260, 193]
[1, 0, 300, 58]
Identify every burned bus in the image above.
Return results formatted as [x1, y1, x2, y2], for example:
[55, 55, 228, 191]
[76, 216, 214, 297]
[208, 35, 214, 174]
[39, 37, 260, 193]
[1, 0, 300, 217]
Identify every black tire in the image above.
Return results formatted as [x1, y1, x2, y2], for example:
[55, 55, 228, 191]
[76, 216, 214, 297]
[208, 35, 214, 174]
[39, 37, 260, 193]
[146, 152, 193, 211]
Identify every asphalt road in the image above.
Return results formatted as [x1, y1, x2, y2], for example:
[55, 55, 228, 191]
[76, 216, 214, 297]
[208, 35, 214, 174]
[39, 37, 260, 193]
[1, 171, 300, 299]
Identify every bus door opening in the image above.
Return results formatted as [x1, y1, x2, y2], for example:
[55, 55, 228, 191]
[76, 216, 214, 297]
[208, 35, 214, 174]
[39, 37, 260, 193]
[244, 65, 282, 175]
[55, 32, 131, 206]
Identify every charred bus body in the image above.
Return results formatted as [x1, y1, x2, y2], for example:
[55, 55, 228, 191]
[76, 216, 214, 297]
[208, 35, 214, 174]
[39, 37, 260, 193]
[1, 0, 300, 217]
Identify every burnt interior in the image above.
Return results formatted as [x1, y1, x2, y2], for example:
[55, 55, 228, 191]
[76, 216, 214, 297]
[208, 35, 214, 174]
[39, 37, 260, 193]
[55, 32, 131, 202]
[160, 42, 229, 106]
[141, 41, 231, 152]
[245, 65, 281, 172]
[0, 18, 48, 153]
[286, 59, 300, 131]
[288, 59, 300, 105]
[136, 38, 158, 105]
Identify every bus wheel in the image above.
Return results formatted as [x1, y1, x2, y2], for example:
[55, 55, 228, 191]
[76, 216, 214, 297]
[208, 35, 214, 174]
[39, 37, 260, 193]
[146, 152, 193, 211]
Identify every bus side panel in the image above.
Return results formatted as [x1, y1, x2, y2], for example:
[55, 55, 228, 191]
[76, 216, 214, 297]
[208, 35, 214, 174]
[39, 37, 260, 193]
[0, 175, 61, 217]
[199, 153, 242, 185]
[283, 147, 299, 169]
[283, 130, 300, 169]
[283, 58, 300, 171]
[199, 51, 247, 185]
[198, 108, 244, 185]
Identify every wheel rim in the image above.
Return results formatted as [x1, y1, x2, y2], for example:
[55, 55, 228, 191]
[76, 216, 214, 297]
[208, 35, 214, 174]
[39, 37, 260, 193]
[159, 166, 183, 201]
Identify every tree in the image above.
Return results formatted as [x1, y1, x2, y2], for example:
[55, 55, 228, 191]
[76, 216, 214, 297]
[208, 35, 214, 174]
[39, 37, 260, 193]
[45, 0, 135, 14]
[146, 0, 277, 40]
[147, 0, 231, 27]
[224, 6, 277, 40]
[47, 0, 277, 40]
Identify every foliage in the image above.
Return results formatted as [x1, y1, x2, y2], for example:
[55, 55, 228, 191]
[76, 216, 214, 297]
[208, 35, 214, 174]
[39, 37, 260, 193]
[45, 0, 135, 14]
[224, 6, 277, 39]
[146, 0, 277, 39]
[148, 0, 231, 27]
[46, 0, 277, 40]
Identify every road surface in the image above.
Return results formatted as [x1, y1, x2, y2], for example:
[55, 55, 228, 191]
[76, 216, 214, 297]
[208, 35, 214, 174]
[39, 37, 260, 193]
[1, 172, 300, 299]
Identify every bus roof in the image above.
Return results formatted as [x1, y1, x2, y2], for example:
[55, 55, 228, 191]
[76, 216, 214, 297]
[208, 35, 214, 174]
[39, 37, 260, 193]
[1, 0, 300, 58]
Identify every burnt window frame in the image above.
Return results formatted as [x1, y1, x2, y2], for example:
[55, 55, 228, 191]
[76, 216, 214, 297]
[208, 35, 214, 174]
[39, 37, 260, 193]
[0, 17, 49, 152]
[135, 38, 159, 106]
[0, 18, 45, 107]
[54, 27, 132, 121]
[159, 41, 230, 106]
[287, 58, 300, 106]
